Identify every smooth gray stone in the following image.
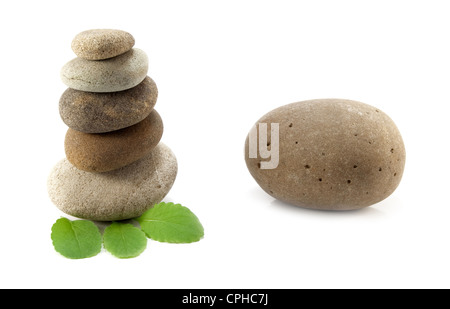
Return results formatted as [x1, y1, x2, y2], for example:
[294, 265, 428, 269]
[60, 48, 148, 92]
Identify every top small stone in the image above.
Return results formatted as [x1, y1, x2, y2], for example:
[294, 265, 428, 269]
[71, 29, 135, 60]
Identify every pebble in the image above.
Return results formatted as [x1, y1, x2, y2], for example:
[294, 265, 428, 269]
[244, 99, 406, 210]
[65, 110, 163, 173]
[48, 143, 178, 221]
[59, 76, 158, 133]
[71, 29, 135, 60]
[60, 48, 148, 92]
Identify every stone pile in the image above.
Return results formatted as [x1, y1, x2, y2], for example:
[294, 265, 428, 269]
[48, 29, 177, 221]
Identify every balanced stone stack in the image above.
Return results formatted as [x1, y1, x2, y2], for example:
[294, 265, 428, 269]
[48, 29, 177, 221]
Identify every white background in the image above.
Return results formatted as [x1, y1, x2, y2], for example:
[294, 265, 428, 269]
[1, 0, 449, 289]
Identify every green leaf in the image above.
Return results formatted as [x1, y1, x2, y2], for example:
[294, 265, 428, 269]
[51, 217, 102, 259]
[103, 222, 147, 259]
[136, 202, 204, 243]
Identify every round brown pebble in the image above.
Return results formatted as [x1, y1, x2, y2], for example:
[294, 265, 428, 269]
[65, 110, 163, 173]
[244, 99, 406, 210]
[71, 29, 135, 60]
[59, 76, 158, 133]
[48, 143, 178, 221]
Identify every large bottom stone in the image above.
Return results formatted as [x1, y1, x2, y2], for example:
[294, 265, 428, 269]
[48, 143, 177, 221]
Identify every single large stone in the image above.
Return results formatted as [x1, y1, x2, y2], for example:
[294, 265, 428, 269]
[60, 48, 148, 92]
[59, 76, 158, 133]
[244, 99, 406, 210]
[65, 110, 163, 172]
[71, 29, 135, 60]
[48, 143, 177, 221]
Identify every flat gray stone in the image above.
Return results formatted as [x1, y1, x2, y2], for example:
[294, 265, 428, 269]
[60, 48, 148, 92]
[48, 143, 178, 221]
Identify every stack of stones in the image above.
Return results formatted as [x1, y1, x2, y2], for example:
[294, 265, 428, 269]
[48, 29, 177, 221]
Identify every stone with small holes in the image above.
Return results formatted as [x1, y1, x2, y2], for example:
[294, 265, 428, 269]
[244, 99, 406, 210]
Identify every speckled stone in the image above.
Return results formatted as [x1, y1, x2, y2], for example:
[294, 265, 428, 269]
[244, 99, 406, 210]
[60, 48, 148, 92]
[59, 76, 158, 133]
[65, 110, 163, 173]
[48, 143, 178, 221]
[71, 29, 135, 60]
